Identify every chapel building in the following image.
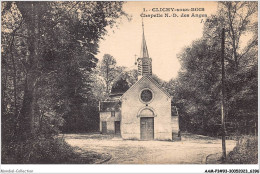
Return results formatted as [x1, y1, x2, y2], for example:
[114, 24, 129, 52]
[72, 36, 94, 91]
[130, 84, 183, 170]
[99, 23, 179, 141]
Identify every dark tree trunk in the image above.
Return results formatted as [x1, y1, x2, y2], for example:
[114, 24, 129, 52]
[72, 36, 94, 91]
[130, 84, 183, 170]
[18, 77, 34, 140]
[10, 31, 18, 119]
[15, 2, 41, 140]
[1, 70, 8, 114]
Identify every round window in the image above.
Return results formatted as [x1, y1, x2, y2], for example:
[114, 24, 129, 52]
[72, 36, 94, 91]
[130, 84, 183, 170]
[140, 89, 153, 103]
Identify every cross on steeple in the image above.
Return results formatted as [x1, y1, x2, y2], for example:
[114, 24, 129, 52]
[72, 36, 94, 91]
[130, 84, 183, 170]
[142, 18, 144, 30]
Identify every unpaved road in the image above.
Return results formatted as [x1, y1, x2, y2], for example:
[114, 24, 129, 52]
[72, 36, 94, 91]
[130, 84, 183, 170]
[64, 133, 236, 164]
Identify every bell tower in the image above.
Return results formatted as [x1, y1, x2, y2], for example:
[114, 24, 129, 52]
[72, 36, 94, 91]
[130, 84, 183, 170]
[137, 21, 152, 80]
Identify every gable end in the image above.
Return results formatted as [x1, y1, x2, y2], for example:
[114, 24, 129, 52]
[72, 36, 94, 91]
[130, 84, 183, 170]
[122, 76, 171, 99]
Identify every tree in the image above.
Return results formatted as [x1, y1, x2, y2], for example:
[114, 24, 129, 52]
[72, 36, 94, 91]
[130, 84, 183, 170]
[1, 1, 128, 163]
[93, 62, 138, 101]
[215, 2, 257, 134]
[171, 40, 222, 135]
[204, 2, 258, 70]
[172, 1, 258, 135]
[115, 66, 138, 87]
[100, 54, 117, 94]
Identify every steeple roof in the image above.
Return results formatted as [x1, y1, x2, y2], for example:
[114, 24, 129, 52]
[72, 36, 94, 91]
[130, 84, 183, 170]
[140, 21, 149, 58]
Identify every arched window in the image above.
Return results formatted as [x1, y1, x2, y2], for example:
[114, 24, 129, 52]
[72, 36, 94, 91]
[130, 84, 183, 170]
[138, 108, 156, 117]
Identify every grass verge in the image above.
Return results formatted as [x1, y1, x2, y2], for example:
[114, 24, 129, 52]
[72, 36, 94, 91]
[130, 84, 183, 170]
[2, 136, 110, 164]
[226, 135, 258, 164]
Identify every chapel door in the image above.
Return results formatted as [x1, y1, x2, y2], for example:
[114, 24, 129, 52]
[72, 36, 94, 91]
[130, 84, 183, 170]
[115, 121, 121, 134]
[102, 121, 107, 134]
[140, 117, 154, 140]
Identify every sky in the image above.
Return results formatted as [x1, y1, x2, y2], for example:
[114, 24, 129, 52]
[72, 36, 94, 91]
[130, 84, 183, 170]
[97, 1, 218, 81]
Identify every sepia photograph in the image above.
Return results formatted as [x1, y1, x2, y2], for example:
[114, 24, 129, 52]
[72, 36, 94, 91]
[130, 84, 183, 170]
[1, 1, 259, 173]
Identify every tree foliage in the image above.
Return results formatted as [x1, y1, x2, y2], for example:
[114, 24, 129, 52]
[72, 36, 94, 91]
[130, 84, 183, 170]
[1, 1, 127, 163]
[171, 2, 258, 136]
[100, 54, 117, 94]
[95, 54, 138, 100]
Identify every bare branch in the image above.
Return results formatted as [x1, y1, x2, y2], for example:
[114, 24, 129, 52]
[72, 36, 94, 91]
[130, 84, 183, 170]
[239, 37, 258, 61]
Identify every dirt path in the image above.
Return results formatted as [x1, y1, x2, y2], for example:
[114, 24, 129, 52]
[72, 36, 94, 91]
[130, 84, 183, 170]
[63, 133, 237, 164]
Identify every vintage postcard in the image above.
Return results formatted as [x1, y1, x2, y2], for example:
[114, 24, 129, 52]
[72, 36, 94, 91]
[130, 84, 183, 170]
[1, 1, 258, 173]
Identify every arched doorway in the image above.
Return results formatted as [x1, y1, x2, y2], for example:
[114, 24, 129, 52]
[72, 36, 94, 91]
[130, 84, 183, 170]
[139, 108, 155, 140]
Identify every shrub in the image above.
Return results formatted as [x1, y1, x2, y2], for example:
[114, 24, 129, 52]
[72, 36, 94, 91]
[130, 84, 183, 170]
[226, 135, 258, 164]
[2, 136, 82, 164]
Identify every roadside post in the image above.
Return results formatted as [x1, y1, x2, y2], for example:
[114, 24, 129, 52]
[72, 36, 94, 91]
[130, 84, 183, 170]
[221, 28, 226, 162]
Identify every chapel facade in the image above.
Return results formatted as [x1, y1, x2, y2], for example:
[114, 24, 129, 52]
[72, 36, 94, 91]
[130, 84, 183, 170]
[99, 23, 179, 141]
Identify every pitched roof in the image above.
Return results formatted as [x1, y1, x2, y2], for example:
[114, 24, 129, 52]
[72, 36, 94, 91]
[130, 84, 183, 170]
[122, 75, 171, 98]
